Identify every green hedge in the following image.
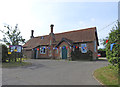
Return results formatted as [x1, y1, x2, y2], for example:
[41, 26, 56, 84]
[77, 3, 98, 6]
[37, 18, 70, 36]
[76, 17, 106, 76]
[106, 22, 120, 71]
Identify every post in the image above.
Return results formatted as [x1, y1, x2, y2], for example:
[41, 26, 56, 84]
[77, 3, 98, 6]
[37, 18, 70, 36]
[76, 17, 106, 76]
[20, 52, 22, 63]
[0, 45, 2, 63]
[15, 52, 16, 62]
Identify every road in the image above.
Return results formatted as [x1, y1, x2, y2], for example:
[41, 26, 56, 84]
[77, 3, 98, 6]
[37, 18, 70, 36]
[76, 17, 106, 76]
[2, 59, 109, 85]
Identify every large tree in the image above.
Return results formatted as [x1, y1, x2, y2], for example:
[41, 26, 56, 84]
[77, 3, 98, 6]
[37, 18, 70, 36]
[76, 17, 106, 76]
[0, 24, 25, 62]
[0, 24, 25, 46]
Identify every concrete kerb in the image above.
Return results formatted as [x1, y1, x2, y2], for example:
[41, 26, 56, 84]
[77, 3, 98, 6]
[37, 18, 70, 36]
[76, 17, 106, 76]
[92, 71, 104, 86]
[92, 66, 109, 87]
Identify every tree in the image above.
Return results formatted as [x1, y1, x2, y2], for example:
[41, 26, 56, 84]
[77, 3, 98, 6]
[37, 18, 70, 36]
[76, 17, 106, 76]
[0, 24, 25, 46]
[0, 24, 25, 62]
[2, 44, 8, 62]
[98, 48, 106, 51]
[106, 21, 120, 71]
[100, 36, 109, 47]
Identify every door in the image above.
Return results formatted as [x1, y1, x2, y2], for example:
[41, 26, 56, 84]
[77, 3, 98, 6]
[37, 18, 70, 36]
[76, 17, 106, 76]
[34, 49, 37, 59]
[62, 46, 67, 59]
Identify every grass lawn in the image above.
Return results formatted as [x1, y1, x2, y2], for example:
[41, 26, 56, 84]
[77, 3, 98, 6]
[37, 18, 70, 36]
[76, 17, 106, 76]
[2, 58, 32, 68]
[94, 65, 120, 87]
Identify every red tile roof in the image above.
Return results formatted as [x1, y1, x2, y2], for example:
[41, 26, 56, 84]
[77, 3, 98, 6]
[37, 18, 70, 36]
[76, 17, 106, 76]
[23, 27, 99, 49]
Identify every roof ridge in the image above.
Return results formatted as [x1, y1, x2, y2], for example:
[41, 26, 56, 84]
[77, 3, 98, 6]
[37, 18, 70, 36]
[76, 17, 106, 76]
[33, 27, 96, 38]
[54, 27, 96, 35]
[34, 35, 49, 38]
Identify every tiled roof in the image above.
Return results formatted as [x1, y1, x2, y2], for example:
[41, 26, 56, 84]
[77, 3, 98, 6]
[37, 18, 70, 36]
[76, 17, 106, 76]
[56, 38, 73, 47]
[23, 27, 99, 49]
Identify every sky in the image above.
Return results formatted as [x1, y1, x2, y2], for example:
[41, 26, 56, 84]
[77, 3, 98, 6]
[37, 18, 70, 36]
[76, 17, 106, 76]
[0, 0, 118, 48]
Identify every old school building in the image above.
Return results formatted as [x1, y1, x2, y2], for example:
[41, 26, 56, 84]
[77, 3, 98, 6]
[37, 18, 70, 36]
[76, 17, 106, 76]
[23, 24, 99, 60]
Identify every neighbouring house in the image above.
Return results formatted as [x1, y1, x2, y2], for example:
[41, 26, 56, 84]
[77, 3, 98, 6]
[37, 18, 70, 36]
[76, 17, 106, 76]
[23, 24, 99, 60]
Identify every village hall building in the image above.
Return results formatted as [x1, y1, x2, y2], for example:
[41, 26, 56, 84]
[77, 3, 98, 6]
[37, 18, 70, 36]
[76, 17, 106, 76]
[23, 24, 99, 60]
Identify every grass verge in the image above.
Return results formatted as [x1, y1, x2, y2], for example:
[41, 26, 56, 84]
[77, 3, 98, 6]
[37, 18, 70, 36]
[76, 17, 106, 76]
[93, 65, 120, 87]
[2, 61, 32, 68]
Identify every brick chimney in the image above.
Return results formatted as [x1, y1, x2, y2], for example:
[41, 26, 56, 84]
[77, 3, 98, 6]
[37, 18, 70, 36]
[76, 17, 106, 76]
[50, 24, 54, 33]
[30, 30, 34, 38]
[49, 24, 55, 58]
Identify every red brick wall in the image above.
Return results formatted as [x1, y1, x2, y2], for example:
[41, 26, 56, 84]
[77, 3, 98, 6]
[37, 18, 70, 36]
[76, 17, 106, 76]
[87, 41, 98, 60]
[23, 49, 32, 59]
[23, 41, 98, 60]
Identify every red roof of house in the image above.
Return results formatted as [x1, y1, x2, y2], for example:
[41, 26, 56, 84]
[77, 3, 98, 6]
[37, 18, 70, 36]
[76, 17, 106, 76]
[23, 27, 99, 50]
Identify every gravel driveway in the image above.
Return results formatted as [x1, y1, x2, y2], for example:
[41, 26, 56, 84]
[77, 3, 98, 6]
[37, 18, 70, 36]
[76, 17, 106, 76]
[2, 59, 109, 85]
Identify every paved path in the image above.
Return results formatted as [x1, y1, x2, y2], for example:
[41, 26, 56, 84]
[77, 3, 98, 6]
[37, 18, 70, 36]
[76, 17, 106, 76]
[2, 59, 109, 85]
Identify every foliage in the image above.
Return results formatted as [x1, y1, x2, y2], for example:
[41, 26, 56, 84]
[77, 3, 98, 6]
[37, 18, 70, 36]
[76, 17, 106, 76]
[0, 24, 25, 46]
[100, 36, 109, 48]
[2, 44, 8, 62]
[106, 21, 120, 71]
[98, 48, 106, 51]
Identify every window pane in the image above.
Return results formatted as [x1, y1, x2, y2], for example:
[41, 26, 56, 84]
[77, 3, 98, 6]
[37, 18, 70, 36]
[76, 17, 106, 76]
[43, 48, 45, 53]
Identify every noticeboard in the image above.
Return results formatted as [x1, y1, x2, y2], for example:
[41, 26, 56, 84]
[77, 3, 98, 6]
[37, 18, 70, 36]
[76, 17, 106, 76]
[9, 45, 22, 53]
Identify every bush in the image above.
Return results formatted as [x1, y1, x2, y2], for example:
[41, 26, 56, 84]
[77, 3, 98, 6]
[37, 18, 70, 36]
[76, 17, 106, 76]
[2, 44, 8, 62]
[106, 22, 120, 71]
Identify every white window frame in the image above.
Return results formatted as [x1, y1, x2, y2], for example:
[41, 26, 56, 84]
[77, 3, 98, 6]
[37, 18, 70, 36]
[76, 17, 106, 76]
[40, 46, 46, 54]
[81, 43, 87, 53]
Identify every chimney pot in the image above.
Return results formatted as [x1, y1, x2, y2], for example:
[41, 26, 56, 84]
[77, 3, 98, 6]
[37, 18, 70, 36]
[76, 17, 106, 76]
[50, 24, 54, 33]
[31, 30, 34, 38]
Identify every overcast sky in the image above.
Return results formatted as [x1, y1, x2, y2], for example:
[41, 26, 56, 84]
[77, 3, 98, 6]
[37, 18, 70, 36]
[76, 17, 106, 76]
[0, 0, 118, 48]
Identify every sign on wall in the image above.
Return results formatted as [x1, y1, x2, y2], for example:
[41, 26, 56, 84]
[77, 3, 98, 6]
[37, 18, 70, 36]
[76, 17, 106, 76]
[81, 44, 87, 53]
[9, 45, 22, 53]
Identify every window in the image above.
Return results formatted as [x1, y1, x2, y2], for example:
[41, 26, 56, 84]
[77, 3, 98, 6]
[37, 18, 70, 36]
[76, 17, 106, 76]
[40, 47, 46, 54]
[41, 36, 44, 40]
[81, 44, 87, 53]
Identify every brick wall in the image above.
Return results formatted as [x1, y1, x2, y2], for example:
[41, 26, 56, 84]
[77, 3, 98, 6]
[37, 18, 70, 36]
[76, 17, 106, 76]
[23, 50, 32, 59]
[87, 41, 98, 60]
[23, 41, 98, 60]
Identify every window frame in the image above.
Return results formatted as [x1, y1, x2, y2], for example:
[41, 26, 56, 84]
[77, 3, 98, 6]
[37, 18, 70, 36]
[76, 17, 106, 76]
[81, 43, 87, 53]
[40, 46, 46, 54]
[94, 40, 97, 52]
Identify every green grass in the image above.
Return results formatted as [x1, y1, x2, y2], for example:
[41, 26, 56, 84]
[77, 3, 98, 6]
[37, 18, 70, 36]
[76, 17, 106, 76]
[94, 65, 120, 87]
[2, 58, 32, 68]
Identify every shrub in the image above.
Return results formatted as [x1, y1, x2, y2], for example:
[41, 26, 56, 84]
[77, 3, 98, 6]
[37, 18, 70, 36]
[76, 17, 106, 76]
[2, 44, 8, 62]
[106, 22, 120, 71]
